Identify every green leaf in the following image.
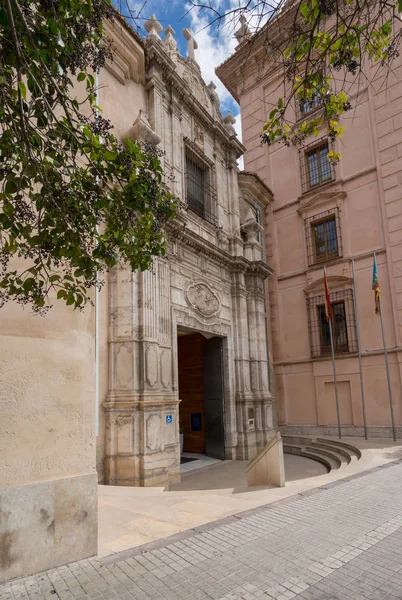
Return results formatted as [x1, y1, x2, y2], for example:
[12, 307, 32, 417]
[77, 72, 86, 82]
[18, 81, 27, 100]
[5, 180, 18, 194]
[300, 3, 309, 17]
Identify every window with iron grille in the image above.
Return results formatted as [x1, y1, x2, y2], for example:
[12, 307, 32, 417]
[307, 289, 358, 358]
[300, 140, 335, 194]
[185, 147, 217, 227]
[304, 208, 342, 266]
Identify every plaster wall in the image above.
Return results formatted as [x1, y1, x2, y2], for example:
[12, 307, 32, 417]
[226, 43, 402, 436]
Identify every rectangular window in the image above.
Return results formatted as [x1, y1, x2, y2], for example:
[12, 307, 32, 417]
[306, 143, 332, 189]
[318, 301, 349, 354]
[186, 154, 206, 215]
[300, 139, 335, 194]
[185, 146, 217, 227]
[306, 289, 357, 358]
[312, 216, 338, 262]
[304, 209, 342, 267]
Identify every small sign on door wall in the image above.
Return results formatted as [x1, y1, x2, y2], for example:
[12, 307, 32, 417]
[166, 414, 173, 425]
[191, 413, 202, 431]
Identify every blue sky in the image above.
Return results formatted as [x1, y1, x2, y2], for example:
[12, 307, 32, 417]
[113, 1, 243, 136]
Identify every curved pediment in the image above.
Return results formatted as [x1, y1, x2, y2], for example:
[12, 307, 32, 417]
[304, 275, 353, 295]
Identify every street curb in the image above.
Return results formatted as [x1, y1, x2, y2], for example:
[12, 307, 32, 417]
[100, 457, 402, 566]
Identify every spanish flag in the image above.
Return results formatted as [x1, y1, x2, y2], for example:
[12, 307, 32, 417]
[324, 266, 331, 323]
[372, 255, 380, 315]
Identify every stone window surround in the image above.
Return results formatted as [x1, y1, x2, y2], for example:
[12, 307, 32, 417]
[183, 136, 218, 227]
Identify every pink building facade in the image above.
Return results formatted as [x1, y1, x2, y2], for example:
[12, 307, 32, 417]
[217, 22, 402, 437]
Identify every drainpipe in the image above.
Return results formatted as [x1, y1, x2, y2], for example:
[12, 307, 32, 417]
[95, 67, 100, 437]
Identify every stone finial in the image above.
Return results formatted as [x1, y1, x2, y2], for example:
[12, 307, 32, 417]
[224, 111, 236, 126]
[208, 82, 222, 117]
[234, 14, 251, 45]
[163, 25, 178, 57]
[183, 28, 198, 60]
[144, 14, 163, 38]
[223, 111, 237, 136]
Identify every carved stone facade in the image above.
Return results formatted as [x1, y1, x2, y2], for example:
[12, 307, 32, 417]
[101, 16, 279, 487]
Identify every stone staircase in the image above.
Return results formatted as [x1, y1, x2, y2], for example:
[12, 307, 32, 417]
[282, 436, 362, 473]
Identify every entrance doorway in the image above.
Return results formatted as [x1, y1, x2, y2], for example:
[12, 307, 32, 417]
[177, 330, 225, 460]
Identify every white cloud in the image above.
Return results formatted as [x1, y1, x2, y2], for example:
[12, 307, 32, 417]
[233, 111, 244, 169]
[185, 2, 239, 110]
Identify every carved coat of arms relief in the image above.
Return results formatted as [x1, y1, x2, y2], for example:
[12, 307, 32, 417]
[186, 282, 221, 317]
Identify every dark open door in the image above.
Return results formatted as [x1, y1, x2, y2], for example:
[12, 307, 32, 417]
[203, 337, 225, 460]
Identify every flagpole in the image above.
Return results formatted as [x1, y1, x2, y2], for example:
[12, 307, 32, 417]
[351, 259, 368, 440]
[328, 317, 342, 439]
[324, 265, 341, 439]
[375, 253, 396, 441]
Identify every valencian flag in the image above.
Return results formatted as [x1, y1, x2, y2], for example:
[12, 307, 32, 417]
[324, 267, 331, 323]
[372, 255, 381, 315]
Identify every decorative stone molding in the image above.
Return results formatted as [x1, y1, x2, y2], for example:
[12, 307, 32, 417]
[162, 25, 178, 61]
[145, 345, 158, 386]
[125, 110, 161, 145]
[192, 119, 205, 150]
[241, 208, 263, 243]
[297, 191, 347, 215]
[304, 275, 354, 295]
[185, 282, 221, 317]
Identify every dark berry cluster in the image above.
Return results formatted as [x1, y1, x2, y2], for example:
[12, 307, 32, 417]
[333, 50, 360, 75]
[319, 0, 336, 16]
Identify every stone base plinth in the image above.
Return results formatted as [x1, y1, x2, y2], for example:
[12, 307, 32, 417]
[0, 473, 97, 583]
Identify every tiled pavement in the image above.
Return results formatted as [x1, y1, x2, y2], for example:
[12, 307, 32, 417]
[3, 462, 402, 600]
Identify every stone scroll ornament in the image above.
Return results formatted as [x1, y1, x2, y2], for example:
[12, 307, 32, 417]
[186, 283, 220, 317]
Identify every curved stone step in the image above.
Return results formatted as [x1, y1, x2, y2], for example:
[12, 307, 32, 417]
[317, 438, 362, 460]
[311, 441, 352, 464]
[283, 444, 332, 473]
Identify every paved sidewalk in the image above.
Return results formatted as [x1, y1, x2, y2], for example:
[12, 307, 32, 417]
[98, 438, 402, 557]
[2, 461, 402, 600]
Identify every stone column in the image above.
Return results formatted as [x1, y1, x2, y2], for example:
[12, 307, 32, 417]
[104, 259, 179, 487]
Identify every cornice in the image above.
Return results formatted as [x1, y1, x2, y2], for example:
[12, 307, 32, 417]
[103, 18, 145, 85]
[238, 171, 274, 205]
[166, 218, 273, 278]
